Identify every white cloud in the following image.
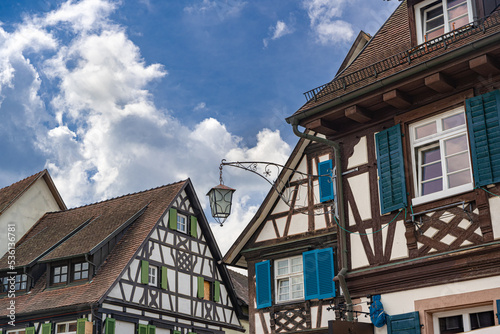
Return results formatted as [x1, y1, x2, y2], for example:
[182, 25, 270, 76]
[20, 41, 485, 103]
[263, 20, 293, 48]
[194, 102, 206, 111]
[303, 0, 354, 44]
[0, 0, 292, 255]
[184, 0, 247, 21]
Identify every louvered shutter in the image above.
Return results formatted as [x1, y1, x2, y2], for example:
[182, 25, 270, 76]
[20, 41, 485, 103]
[77, 318, 87, 334]
[138, 324, 148, 334]
[173, 331, 181, 334]
[255, 260, 272, 309]
[190, 216, 198, 238]
[169, 208, 177, 230]
[147, 325, 156, 334]
[387, 311, 421, 334]
[303, 250, 319, 300]
[375, 124, 407, 214]
[466, 90, 500, 186]
[316, 248, 335, 299]
[214, 281, 220, 302]
[41, 323, 52, 334]
[318, 159, 334, 202]
[141, 260, 149, 284]
[197, 276, 204, 298]
[105, 318, 115, 334]
[26, 328, 35, 334]
[161, 266, 168, 289]
[496, 299, 500, 322]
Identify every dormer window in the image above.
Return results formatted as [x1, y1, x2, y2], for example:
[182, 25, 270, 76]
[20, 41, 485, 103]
[415, 0, 474, 43]
[73, 262, 89, 281]
[52, 265, 68, 284]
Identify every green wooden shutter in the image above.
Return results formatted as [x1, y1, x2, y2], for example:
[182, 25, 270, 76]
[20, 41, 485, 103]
[147, 325, 156, 334]
[169, 208, 177, 230]
[214, 281, 220, 302]
[77, 318, 88, 334]
[161, 266, 168, 289]
[190, 216, 198, 238]
[255, 260, 272, 309]
[318, 159, 334, 202]
[466, 90, 500, 186]
[173, 331, 181, 334]
[105, 318, 116, 334]
[138, 324, 148, 334]
[375, 124, 407, 214]
[141, 260, 149, 284]
[197, 276, 204, 298]
[387, 311, 421, 334]
[26, 328, 35, 334]
[41, 323, 52, 334]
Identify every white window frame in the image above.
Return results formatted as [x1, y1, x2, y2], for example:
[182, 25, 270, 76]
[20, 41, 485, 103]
[7, 330, 26, 334]
[410, 106, 473, 206]
[433, 305, 495, 333]
[274, 255, 304, 303]
[148, 265, 157, 287]
[415, 0, 474, 44]
[55, 321, 77, 334]
[177, 213, 187, 233]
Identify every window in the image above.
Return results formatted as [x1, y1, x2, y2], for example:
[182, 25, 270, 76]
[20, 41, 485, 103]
[73, 262, 89, 281]
[433, 305, 495, 333]
[275, 256, 304, 303]
[415, 0, 474, 43]
[410, 107, 473, 205]
[7, 330, 26, 334]
[56, 321, 77, 334]
[53, 265, 68, 284]
[148, 265, 157, 287]
[177, 213, 187, 233]
[1, 274, 28, 293]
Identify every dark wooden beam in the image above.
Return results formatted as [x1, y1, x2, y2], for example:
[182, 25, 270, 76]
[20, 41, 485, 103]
[424, 72, 455, 93]
[345, 105, 372, 123]
[305, 119, 338, 136]
[469, 54, 500, 77]
[383, 89, 412, 109]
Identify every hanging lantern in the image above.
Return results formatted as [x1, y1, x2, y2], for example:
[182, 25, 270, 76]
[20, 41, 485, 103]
[207, 184, 235, 226]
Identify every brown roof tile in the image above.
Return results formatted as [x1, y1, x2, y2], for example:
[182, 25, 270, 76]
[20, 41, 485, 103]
[228, 268, 248, 305]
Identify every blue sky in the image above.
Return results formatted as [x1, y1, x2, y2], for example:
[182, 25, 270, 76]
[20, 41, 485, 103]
[0, 0, 400, 253]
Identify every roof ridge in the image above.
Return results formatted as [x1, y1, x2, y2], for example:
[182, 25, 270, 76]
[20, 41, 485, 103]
[61, 179, 188, 212]
[0, 169, 46, 193]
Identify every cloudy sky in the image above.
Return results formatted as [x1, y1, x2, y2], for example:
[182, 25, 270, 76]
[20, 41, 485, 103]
[0, 0, 400, 254]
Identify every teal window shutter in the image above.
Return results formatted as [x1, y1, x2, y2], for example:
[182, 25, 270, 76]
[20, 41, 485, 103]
[375, 124, 407, 214]
[141, 260, 149, 284]
[147, 325, 156, 334]
[214, 281, 220, 302]
[190, 216, 198, 238]
[197, 276, 204, 298]
[466, 90, 500, 186]
[26, 328, 35, 334]
[105, 318, 116, 334]
[169, 208, 177, 230]
[255, 260, 272, 309]
[387, 311, 421, 334]
[318, 159, 334, 202]
[77, 318, 88, 334]
[41, 323, 52, 334]
[138, 324, 148, 334]
[161, 266, 168, 289]
[496, 299, 500, 323]
[303, 248, 335, 300]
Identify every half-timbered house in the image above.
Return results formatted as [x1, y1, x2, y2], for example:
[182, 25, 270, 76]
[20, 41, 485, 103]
[224, 1, 500, 333]
[0, 178, 245, 334]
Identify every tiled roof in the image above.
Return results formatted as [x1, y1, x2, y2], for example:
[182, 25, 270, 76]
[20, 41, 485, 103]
[290, 1, 500, 119]
[0, 170, 46, 214]
[228, 268, 248, 305]
[0, 180, 186, 316]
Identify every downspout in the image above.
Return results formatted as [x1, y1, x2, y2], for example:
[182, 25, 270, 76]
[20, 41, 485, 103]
[291, 123, 353, 321]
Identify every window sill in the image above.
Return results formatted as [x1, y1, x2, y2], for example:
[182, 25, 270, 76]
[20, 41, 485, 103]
[411, 183, 474, 206]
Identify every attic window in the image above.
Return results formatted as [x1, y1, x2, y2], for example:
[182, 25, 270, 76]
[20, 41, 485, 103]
[415, 0, 474, 43]
[52, 265, 68, 284]
[73, 262, 89, 281]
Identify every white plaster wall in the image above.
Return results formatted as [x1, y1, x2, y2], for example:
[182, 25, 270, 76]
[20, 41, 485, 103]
[348, 173, 372, 221]
[0, 178, 62, 257]
[386, 220, 408, 261]
[115, 320, 136, 334]
[273, 195, 290, 214]
[178, 272, 191, 296]
[291, 157, 308, 182]
[288, 213, 308, 236]
[373, 276, 500, 334]
[256, 221, 277, 242]
[489, 196, 500, 239]
[315, 214, 327, 230]
[350, 233, 370, 269]
[348, 136, 368, 169]
[178, 296, 191, 314]
[157, 328, 171, 334]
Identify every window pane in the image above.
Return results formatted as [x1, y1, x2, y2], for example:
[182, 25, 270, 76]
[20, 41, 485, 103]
[82, 271, 88, 279]
[74, 272, 81, 280]
[439, 315, 463, 333]
[55, 267, 60, 275]
[74, 263, 81, 271]
[447, 0, 467, 8]
[68, 322, 77, 331]
[448, 170, 471, 188]
[57, 324, 66, 332]
[61, 274, 67, 282]
[445, 135, 468, 155]
[54, 276, 60, 284]
[427, 27, 445, 39]
[449, 15, 469, 30]
[291, 257, 302, 273]
[446, 152, 470, 173]
[82, 262, 89, 270]
[416, 122, 437, 139]
[427, 5, 444, 20]
[442, 113, 465, 130]
[422, 147, 441, 164]
[448, 2, 467, 19]
[61, 266, 68, 274]
[277, 260, 288, 276]
[422, 178, 443, 195]
[470, 311, 495, 329]
[427, 16, 445, 31]
[423, 163, 443, 180]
